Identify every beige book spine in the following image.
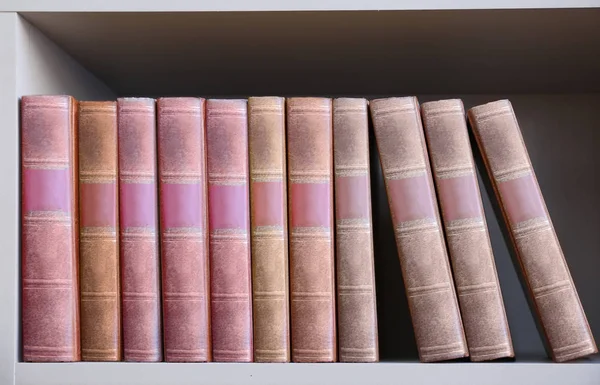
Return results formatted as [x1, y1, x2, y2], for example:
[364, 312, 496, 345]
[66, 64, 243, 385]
[333, 98, 379, 362]
[422, 99, 513, 361]
[468, 99, 597, 362]
[248, 97, 290, 362]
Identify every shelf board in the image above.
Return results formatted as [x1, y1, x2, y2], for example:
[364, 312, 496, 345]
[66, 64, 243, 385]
[18, 9, 600, 96]
[2, 0, 600, 12]
[14, 360, 600, 385]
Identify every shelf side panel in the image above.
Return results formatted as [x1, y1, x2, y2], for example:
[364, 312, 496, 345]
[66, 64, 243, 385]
[16, 15, 116, 100]
[0, 12, 19, 385]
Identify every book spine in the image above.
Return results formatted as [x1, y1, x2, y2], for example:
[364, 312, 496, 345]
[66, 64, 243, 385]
[287, 97, 336, 362]
[332, 98, 378, 362]
[118, 98, 162, 362]
[248, 97, 290, 362]
[421, 99, 513, 361]
[206, 99, 253, 362]
[468, 99, 598, 362]
[158, 98, 211, 362]
[370, 96, 468, 362]
[78, 101, 121, 361]
[21, 95, 80, 362]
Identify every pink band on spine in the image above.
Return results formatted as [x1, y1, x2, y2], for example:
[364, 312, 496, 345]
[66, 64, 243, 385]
[291, 182, 331, 227]
[387, 174, 435, 223]
[23, 168, 71, 213]
[335, 175, 370, 220]
[252, 181, 284, 227]
[161, 183, 203, 228]
[437, 175, 483, 221]
[209, 184, 248, 230]
[120, 183, 157, 228]
[498, 174, 547, 224]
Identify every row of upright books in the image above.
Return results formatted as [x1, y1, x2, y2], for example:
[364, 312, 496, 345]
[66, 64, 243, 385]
[21, 95, 596, 364]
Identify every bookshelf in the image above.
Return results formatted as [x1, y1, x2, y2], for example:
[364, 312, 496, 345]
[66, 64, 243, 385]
[1, 5, 599, 385]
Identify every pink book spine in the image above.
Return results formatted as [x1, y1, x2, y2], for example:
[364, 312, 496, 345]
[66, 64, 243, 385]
[118, 98, 162, 362]
[206, 99, 253, 362]
[21, 95, 80, 362]
[158, 97, 211, 362]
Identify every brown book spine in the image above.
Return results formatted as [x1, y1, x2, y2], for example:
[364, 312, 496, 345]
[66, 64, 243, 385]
[78, 101, 121, 361]
[158, 98, 211, 362]
[370, 96, 468, 362]
[468, 99, 598, 362]
[248, 97, 290, 362]
[287, 97, 336, 362]
[421, 99, 513, 361]
[21, 95, 80, 362]
[118, 98, 162, 362]
[333, 98, 378, 362]
[206, 99, 253, 362]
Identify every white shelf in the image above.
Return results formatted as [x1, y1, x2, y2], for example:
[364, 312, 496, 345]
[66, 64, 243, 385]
[2, 0, 600, 12]
[14, 361, 600, 385]
[2, 6, 600, 385]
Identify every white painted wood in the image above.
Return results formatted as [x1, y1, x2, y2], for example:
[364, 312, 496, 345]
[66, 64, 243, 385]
[0, 12, 19, 385]
[14, 360, 600, 385]
[1, 0, 600, 12]
[16, 16, 116, 99]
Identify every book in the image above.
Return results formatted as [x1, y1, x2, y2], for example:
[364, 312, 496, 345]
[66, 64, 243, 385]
[117, 97, 162, 362]
[248, 96, 290, 362]
[468, 99, 598, 362]
[157, 97, 211, 362]
[332, 98, 379, 362]
[78, 101, 121, 361]
[287, 97, 337, 362]
[370, 96, 468, 362]
[206, 99, 253, 362]
[21, 95, 80, 362]
[421, 99, 513, 361]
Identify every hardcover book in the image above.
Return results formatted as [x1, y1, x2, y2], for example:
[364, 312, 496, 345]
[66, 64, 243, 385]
[118, 97, 162, 362]
[287, 97, 337, 363]
[21, 95, 81, 362]
[421, 99, 513, 361]
[206, 99, 253, 362]
[78, 101, 121, 361]
[468, 99, 597, 362]
[248, 96, 290, 362]
[158, 97, 211, 362]
[333, 98, 379, 362]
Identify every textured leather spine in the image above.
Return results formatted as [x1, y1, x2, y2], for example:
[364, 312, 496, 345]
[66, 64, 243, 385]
[118, 98, 162, 362]
[333, 98, 378, 362]
[21, 95, 80, 362]
[287, 97, 336, 363]
[421, 99, 513, 361]
[158, 98, 211, 362]
[468, 99, 598, 362]
[78, 101, 121, 361]
[206, 99, 253, 362]
[370, 97, 468, 362]
[248, 97, 290, 362]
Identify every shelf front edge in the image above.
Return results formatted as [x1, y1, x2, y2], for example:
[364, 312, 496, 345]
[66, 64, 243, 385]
[15, 361, 600, 385]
